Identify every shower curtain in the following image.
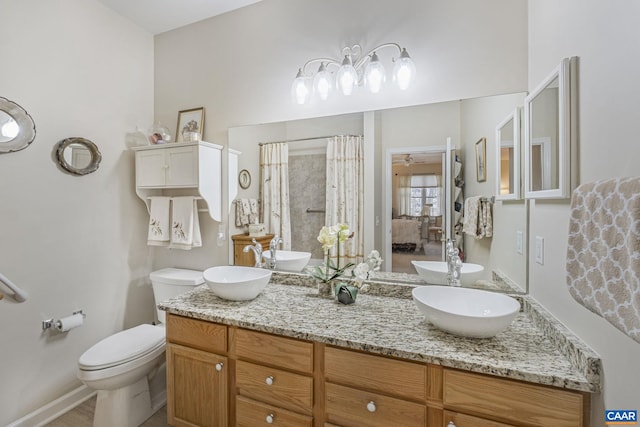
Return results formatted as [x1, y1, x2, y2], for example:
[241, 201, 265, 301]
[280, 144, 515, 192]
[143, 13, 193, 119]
[260, 143, 291, 250]
[325, 135, 364, 267]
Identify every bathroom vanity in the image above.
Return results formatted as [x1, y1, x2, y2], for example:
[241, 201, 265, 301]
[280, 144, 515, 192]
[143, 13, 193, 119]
[160, 280, 599, 427]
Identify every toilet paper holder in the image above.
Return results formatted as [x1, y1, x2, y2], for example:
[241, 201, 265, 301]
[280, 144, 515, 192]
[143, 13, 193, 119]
[42, 310, 86, 331]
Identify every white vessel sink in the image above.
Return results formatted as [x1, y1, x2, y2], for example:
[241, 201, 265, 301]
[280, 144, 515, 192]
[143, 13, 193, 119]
[411, 260, 484, 285]
[412, 286, 520, 338]
[203, 266, 272, 301]
[262, 250, 311, 272]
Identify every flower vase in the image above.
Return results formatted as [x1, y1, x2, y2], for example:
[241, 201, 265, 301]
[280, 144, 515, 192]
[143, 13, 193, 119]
[317, 280, 334, 298]
[335, 283, 358, 305]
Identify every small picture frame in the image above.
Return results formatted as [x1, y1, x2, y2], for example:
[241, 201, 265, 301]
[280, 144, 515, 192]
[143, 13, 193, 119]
[176, 107, 205, 142]
[475, 137, 487, 182]
[238, 169, 251, 189]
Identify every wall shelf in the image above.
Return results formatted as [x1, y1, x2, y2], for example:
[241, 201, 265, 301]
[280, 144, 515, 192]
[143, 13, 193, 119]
[132, 141, 223, 221]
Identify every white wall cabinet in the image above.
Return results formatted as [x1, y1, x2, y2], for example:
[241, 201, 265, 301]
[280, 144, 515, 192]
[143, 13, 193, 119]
[132, 141, 222, 221]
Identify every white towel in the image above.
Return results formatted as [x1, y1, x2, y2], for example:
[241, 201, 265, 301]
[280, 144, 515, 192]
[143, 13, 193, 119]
[249, 198, 259, 224]
[235, 198, 259, 227]
[147, 197, 170, 246]
[462, 196, 493, 239]
[169, 197, 202, 250]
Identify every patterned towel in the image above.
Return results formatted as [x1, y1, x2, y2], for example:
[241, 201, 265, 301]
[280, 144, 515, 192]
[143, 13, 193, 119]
[566, 177, 640, 343]
[462, 196, 493, 239]
[147, 197, 170, 246]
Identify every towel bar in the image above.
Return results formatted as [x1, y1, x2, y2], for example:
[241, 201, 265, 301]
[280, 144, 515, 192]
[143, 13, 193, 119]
[0, 272, 28, 302]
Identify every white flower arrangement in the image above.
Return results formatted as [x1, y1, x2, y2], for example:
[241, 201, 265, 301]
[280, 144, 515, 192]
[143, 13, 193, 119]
[351, 250, 383, 291]
[310, 223, 354, 284]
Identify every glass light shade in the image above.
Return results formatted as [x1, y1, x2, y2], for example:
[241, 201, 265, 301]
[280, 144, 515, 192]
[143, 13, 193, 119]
[291, 69, 309, 105]
[336, 56, 358, 96]
[364, 52, 386, 93]
[393, 48, 416, 91]
[313, 62, 332, 101]
[1, 119, 19, 139]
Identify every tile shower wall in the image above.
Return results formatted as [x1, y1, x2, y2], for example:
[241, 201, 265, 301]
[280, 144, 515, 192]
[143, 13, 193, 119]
[289, 153, 326, 260]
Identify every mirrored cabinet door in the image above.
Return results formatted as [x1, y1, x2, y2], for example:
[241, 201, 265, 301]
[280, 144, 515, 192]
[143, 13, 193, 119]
[524, 57, 576, 199]
[495, 108, 520, 200]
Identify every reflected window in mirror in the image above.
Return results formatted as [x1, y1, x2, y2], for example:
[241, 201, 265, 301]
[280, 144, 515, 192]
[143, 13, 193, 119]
[524, 57, 576, 199]
[495, 108, 521, 200]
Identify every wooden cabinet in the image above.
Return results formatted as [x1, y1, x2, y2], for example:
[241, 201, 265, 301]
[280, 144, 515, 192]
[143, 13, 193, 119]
[231, 233, 274, 266]
[442, 369, 589, 427]
[132, 141, 222, 221]
[232, 328, 315, 424]
[165, 314, 590, 427]
[166, 315, 228, 427]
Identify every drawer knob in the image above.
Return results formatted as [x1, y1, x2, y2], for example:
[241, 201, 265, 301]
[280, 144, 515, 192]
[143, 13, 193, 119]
[266, 413, 275, 424]
[366, 401, 376, 413]
[265, 376, 274, 386]
[447, 422, 457, 427]
[215, 362, 223, 372]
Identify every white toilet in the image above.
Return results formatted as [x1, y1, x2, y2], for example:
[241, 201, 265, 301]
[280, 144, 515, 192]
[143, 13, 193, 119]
[77, 268, 204, 427]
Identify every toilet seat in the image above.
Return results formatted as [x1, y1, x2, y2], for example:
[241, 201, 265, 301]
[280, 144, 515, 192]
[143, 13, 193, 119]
[79, 324, 165, 371]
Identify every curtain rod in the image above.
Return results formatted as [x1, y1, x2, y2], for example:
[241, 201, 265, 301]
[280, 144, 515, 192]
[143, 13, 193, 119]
[258, 134, 362, 146]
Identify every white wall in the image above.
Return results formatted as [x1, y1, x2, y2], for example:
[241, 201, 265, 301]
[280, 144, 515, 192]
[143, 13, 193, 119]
[528, 0, 640, 420]
[0, 1, 154, 424]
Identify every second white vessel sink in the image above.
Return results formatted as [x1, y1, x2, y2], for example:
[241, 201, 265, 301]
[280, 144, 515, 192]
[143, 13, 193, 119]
[411, 260, 484, 285]
[262, 250, 311, 272]
[412, 286, 520, 338]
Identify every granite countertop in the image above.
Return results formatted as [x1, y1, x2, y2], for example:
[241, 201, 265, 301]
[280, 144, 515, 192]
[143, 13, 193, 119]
[159, 280, 601, 393]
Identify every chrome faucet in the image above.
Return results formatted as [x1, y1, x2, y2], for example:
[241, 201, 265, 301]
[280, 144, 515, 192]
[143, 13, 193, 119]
[267, 235, 283, 270]
[446, 239, 462, 286]
[243, 238, 264, 268]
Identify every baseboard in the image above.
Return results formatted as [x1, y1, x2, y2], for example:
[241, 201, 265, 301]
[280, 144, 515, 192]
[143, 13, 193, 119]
[7, 384, 96, 427]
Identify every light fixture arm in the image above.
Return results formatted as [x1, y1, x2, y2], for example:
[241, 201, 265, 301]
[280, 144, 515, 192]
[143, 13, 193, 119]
[299, 43, 404, 77]
[352, 42, 402, 70]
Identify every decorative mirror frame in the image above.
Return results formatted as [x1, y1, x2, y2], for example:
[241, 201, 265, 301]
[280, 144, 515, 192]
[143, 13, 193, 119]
[0, 97, 36, 153]
[524, 57, 576, 199]
[55, 137, 102, 176]
[238, 169, 251, 189]
[495, 108, 520, 200]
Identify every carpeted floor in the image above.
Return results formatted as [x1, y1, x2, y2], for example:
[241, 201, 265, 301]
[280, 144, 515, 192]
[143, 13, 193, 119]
[391, 240, 443, 274]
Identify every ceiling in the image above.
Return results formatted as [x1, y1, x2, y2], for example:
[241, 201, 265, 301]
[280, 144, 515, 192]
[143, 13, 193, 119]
[95, 0, 264, 34]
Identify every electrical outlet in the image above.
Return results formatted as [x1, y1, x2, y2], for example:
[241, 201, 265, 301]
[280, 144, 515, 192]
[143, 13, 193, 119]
[535, 236, 544, 265]
[516, 230, 523, 255]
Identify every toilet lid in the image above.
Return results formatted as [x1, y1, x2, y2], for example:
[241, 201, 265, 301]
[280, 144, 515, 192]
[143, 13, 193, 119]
[78, 324, 165, 370]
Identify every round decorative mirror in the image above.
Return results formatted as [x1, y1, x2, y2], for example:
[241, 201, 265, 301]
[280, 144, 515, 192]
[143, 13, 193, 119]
[55, 137, 102, 176]
[0, 96, 36, 153]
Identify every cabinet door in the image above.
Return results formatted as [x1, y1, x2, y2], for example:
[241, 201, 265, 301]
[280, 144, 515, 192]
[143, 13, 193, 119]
[136, 150, 166, 187]
[167, 343, 228, 427]
[166, 145, 198, 187]
[444, 410, 515, 427]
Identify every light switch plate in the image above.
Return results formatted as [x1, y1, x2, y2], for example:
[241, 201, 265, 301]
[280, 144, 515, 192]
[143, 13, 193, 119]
[516, 230, 523, 255]
[535, 236, 544, 265]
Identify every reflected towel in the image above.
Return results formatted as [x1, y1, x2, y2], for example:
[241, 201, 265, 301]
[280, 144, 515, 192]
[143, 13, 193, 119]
[147, 197, 170, 246]
[235, 198, 259, 227]
[462, 196, 492, 239]
[169, 197, 202, 250]
[566, 176, 640, 343]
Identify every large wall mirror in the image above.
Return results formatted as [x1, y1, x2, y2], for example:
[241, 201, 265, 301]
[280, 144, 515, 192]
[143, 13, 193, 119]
[524, 57, 576, 199]
[228, 92, 529, 294]
[0, 96, 36, 153]
[495, 108, 521, 200]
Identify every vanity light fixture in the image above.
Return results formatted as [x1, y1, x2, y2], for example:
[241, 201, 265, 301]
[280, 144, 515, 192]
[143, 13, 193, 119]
[291, 43, 416, 105]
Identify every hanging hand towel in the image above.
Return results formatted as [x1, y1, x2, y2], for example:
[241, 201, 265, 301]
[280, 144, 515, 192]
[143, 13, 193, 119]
[462, 196, 481, 237]
[169, 197, 202, 250]
[248, 198, 259, 224]
[566, 176, 640, 343]
[479, 198, 493, 238]
[147, 197, 171, 246]
[235, 198, 253, 227]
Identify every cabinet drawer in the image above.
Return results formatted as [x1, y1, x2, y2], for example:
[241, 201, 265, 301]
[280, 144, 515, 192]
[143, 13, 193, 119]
[166, 314, 227, 354]
[443, 369, 588, 427]
[233, 328, 313, 373]
[236, 360, 313, 415]
[236, 395, 312, 427]
[445, 410, 515, 427]
[325, 346, 426, 401]
[325, 382, 426, 427]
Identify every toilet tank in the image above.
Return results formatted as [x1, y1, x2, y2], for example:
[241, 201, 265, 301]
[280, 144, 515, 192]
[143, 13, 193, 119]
[150, 268, 204, 324]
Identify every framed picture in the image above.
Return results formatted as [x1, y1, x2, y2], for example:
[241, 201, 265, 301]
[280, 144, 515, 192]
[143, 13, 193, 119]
[475, 137, 487, 182]
[238, 169, 252, 189]
[176, 107, 205, 142]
